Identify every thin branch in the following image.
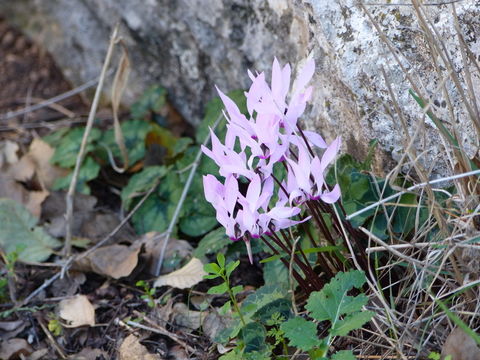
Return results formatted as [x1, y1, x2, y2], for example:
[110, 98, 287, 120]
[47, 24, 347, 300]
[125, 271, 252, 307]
[153, 114, 223, 276]
[0, 77, 104, 121]
[64, 24, 119, 256]
[346, 169, 480, 220]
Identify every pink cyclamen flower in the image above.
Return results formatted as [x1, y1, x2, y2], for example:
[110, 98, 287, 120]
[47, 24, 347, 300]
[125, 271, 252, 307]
[286, 137, 342, 204]
[202, 57, 342, 264]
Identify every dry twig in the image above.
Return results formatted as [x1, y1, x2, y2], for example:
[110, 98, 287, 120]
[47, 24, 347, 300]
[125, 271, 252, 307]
[64, 24, 120, 256]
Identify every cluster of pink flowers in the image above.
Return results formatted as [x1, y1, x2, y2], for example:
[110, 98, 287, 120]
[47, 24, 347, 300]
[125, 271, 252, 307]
[202, 58, 341, 262]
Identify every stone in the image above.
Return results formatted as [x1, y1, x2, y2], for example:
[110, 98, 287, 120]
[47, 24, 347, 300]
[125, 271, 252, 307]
[2, 1, 479, 174]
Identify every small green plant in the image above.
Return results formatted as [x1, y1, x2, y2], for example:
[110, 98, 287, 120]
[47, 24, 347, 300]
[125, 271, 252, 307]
[265, 312, 288, 354]
[0, 277, 8, 304]
[47, 313, 63, 337]
[204, 253, 245, 325]
[280, 270, 373, 359]
[136, 280, 156, 308]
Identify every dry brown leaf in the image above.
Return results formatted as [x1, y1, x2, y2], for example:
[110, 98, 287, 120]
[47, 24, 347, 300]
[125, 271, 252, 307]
[138, 232, 193, 275]
[203, 312, 231, 342]
[58, 295, 95, 327]
[28, 348, 49, 360]
[441, 327, 480, 360]
[74, 244, 140, 279]
[24, 189, 49, 218]
[88, 244, 140, 279]
[118, 334, 161, 360]
[153, 257, 206, 289]
[0, 320, 24, 332]
[0, 138, 65, 217]
[9, 154, 35, 182]
[172, 302, 205, 330]
[168, 345, 189, 360]
[110, 42, 131, 172]
[0, 140, 19, 166]
[27, 138, 68, 188]
[68, 347, 109, 360]
[0, 338, 33, 360]
[42, 191, 97, 238]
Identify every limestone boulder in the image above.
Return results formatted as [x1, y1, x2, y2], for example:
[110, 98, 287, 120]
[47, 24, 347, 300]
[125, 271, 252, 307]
[2, 1, 479, 173]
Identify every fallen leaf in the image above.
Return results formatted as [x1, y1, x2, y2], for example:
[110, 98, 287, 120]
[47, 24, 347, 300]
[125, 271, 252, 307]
[172, 302, 206, 330]
[0, 140, 19, 166]
[441, 327, 480, 360]
[80, 212, 136, 244]
[153, 257, 206, 289]
[138, 232, 192, 275]
[27, 138, 68, 188]
[41, 191, 97, 238]
[0, 198, 61, 262]
[0, 139, 64, 217]
[0, 320, 24, 332]
[68, 347, 109, 360]
[74, 244, 140, 279]
[0, 338, 33, 360]
[51, 271, 86, 297]
[28, 348, 49, 360]
[202, 312, 230, 342]
[0, 319, 25, 341]
[168, 345, 188, 360]
[58, 295, 95, 327]
[24, 189, 49, 218]
[118, 334, 161, 360]
[8, 153, 35, 182]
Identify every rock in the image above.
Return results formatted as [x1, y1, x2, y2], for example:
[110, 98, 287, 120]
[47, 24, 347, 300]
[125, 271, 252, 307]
[2, 1, 479, 173]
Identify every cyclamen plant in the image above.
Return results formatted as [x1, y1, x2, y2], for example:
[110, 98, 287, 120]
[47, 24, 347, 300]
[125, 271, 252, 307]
[202, 58, 349, 293]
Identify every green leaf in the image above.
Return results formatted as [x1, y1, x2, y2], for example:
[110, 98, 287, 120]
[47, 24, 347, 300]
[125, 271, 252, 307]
[239, 322, 267, 354]
[178, 175, 217, 237]
[129, 170, 183, 235]
[217, 253, 226, 268]
[130, 85, 167, 120]
[232, 285, 243, 296]
[331, 350, 356, 360]
[193, 228, 231, 259]
[330, 310, 374, 336]
[157, 172, 183, 218]
[241, 284, 286, 315]
[42, 127, 70, 147]
[100, 119, 151, 165]
[131, 196, 169, 233]
[280, 317, 321, 351]
[253, 298, 292, 323]
[172, 137, 193, 157]
[0, 199, 61, 262]
[392, 193, 419, 236]
[207, 282, 229, 295]
[204, 262, 221, 275]
[52, 156, 100, 194]
[50, 127, 101, 168]
[219, 300, 232, 315]
[306, 270, 368, 322]
[219, 348, 243, 360]
[226, 260, 240, 278]
[121, 165, 167, 209]
[179, 212, 217, 237]
[262, 258, 290, 289]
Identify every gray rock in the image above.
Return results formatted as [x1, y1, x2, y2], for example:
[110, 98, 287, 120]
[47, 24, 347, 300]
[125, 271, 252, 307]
[2, 0, 479, 173]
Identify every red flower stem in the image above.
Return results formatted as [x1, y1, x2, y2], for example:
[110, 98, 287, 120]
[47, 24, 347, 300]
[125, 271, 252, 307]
[269, 230, 323, 290]
[260, 236, 311, 292]
[296, 125, 315, 158]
